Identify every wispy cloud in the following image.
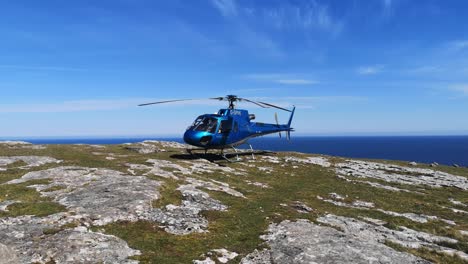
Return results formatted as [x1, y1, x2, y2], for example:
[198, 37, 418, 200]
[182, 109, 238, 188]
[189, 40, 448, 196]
[275, 79, 318, 85]
[450, 84, 468, 96]
[254, 1, 344, 35]
[449, 40, 468, 51]
[211, 0, 237, 18]
[209, 0, 343, 58]
[382, 0, 392, 14]
[248, 96, 368, 110]
[356, 65, 384, 75]
[406, 66, 443, 75]
[244, 73, 318, 85]
[0, 64, 88, 72]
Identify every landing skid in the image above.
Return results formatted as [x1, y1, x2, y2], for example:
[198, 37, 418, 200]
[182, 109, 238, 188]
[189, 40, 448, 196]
[221, 142, 256, 162]
[186, 143, 258, 163]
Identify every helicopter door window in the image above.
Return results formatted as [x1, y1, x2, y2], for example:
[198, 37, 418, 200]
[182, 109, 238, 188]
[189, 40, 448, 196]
[218, 120, 232, 134]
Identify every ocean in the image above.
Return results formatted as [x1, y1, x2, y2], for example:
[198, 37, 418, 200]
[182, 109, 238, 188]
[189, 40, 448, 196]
[8, 136, 468, 167]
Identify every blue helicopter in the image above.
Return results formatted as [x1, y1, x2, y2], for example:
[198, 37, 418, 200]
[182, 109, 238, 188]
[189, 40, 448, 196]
[139, 95, 295, 160]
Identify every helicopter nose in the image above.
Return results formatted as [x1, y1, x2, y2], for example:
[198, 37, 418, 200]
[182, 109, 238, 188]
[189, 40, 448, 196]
[184, 130, 212, 147]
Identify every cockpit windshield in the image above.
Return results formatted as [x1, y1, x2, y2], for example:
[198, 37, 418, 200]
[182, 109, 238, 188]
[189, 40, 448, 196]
[190, 116, 218, 133]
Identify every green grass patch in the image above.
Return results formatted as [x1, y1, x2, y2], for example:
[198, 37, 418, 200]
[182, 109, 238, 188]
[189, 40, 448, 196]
[0, 202, 66, 217]
[151, 179, 184, 208]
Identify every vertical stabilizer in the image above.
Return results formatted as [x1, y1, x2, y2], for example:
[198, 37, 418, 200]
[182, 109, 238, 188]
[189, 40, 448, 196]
[287, 106, 296, 128]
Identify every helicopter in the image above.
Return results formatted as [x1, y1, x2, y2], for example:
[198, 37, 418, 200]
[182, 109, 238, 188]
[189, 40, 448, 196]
[139, 95, 295, 161]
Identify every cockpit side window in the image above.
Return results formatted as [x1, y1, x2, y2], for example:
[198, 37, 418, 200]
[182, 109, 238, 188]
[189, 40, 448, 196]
[190, 117, 218, 133]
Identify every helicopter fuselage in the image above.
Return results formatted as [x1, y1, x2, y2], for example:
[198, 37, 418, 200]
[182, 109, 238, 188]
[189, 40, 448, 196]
[183, 108, 295, 149]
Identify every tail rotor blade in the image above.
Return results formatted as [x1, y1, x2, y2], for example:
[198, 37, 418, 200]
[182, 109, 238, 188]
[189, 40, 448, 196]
[275, 112, 282, 138]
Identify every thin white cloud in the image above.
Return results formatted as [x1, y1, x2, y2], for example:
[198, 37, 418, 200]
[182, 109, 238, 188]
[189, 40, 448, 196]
[407, 66, 442, 74]
[209, 0, 343, 58]
[244, 73, 317, 85]
[246, 95, 367, 110]
[450, 84, 468, 96]
[450, 40, 468, 51]
[275, 79, 318, 85]
[258, 1, 343, 35]
[357, 65, 384, 75]
[211, 0, 237, 17]
[0, 64, 88, 72]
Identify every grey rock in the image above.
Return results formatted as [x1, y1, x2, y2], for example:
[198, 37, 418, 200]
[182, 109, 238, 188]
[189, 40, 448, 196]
[453, 164, 460, 168]
[184, 177, 245, 198]
[290, 201, 313, 213]
[0, 200, 19, 212]
[318, 214, 468, 260]
[6, 166, 161, 226]
[126, 158, 245, 179]
[143, 182, 228, 235]
[211, 248, 238, 263]
[336, 160, 468, 190]
[336, 174, 418, 193]
[0, 156, 61, 171]
[195, 249, 238, 264]
[125, 142, 161, 154]
[285, 156, 331, 167]
[193, 257, 216, 264]
[5, 165, 237, 236]
[0, 243, 19, 264]
[143, 140, 187, 149]
[409, 161, 418, 166]
[316, 195, 374, 209]
[449, 198, 467, 207]
[28, 229, 140, 264]
[329, 192, 345, 200]
[242, 219, 429, 264]
[376, 209, 439, 223]
[240, 249, 271, 264]
[0, 214, 140, 263]
[0, 141, 31, 145]
[245, 180, 270, 189]
[0, 141, 46, 150]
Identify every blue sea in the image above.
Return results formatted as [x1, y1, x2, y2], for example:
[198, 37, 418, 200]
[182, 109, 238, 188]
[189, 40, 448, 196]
[7, 136, 468, 167]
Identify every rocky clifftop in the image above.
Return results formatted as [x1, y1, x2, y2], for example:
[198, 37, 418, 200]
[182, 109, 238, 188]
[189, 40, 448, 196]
[0, 141, 467, 263]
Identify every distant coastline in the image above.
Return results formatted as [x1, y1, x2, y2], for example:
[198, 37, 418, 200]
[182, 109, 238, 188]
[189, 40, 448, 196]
[1, 135, 466, 167]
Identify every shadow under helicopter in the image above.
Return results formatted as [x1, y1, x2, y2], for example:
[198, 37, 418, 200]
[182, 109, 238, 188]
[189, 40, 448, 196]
[170, 150, 274, 163]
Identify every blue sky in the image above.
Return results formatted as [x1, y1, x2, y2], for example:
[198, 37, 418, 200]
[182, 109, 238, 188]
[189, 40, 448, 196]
[0, 0, 467, 137]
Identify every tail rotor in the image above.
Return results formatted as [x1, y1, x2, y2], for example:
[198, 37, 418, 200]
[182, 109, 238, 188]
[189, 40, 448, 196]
[275, 112, 282, 139]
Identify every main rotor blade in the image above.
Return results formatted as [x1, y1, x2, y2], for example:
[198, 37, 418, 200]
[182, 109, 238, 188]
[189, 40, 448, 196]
[209, 97, 225, 101]
[138, 99, 198, 106]
[239, 98, 269, 108]
[257, 101, 292, 112]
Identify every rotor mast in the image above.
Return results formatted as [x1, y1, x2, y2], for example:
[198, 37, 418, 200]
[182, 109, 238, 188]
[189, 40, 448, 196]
[227, 95, 237, 109]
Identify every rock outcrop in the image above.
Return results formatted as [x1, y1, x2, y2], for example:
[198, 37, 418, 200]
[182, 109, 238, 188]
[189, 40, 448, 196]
[0, 156, 61, 171]
[241, 219, 430, 263]
[336, 160, 468, 190]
